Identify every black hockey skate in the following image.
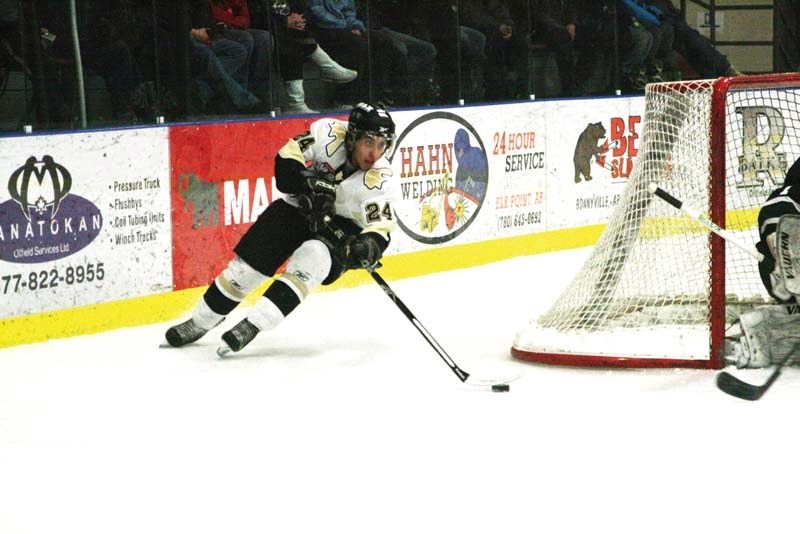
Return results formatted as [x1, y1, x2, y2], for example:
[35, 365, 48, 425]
[165, 318, 216, 347]
[219, 318, 260, 355]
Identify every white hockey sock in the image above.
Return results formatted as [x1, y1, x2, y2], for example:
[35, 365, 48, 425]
[191, 298, 225, 330]
[247, 295, 287, 332]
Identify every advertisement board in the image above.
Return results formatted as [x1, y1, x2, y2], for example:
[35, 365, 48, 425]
[544, 97, 646, 229]
[0, 96, 650, 326]
[386, 98, 645, 255]
[0, 128, 171, 319]
[169, 100, 650, 289]
[169, 118, 329, 290]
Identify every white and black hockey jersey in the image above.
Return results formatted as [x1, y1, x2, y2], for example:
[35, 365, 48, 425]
[277, 118, 397, 242]
[757, 157, 800, 302]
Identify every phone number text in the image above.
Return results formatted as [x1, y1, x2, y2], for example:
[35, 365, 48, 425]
[1, 263, 106, 294]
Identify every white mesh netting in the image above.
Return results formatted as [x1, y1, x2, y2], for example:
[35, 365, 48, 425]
[514, 75, 800, 366]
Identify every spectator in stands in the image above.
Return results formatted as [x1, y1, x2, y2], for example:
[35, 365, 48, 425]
[459, 0, 529, 101]
[31, 0, 146, 124]
[188, 25, 265, 113]
[529, 0, 580, 96]
[355, 0, 438, 106]
[570, 0, 652, 94]
[86, 2, 144, 122]
[646, 0, 741, 78]
[209, 0, 274, 104]
[620, 0, 679, 84]
[270, 1, 357, 115]
[305, 0, 372, 105]
[185, 0, 267, 113]
[416, 0, 486, 104]
[307, 0, 433, 106]
[0, 0, 20, 60]
[190, 0, 250, 88]
[24, 0, 83, 127]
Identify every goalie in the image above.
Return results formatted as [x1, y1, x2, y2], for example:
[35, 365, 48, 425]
[726, 156, 800, 368]
[164, 102, 397, 355]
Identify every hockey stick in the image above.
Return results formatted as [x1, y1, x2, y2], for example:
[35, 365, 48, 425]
[716, 360, 786, 401]
[367, 267, 518, 387]
[648, 183, 764, 262]
[322, 216, 471, 382]
[323, 215, 514, 387]
[367, 267, 470, 382]
[716, 344, 798, 401]
[649, 184, 794, 400]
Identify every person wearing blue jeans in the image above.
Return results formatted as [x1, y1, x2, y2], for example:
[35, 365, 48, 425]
[458, 0, 528, 101]
[570, 0, 653, 94]
[357, 0, 438, 105]
[190, 27, 262, 113]
[306, 0, 372, 105]
[210, 0, 274, 102]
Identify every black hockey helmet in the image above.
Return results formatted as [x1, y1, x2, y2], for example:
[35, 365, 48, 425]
[346, 102, 396, 154]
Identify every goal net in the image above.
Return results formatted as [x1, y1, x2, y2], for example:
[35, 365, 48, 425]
[512, 74, 800, 368]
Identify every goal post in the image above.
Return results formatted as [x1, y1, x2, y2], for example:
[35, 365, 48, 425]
[512, 73, 800, 369]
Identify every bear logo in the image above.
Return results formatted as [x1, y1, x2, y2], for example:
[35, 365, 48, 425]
[573, 122, 607, 183]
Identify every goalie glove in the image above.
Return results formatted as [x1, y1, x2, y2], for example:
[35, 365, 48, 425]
[346, 232, 384, 270]
[298, 169, 336, 232]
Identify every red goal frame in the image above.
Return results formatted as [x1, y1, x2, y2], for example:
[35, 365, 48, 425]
[512, 73, 800, 369]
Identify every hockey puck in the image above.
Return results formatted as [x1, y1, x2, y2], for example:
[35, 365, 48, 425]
[491, 384, 510, 392]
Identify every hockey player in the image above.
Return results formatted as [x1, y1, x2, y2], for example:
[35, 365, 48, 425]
[725, 156, 800, 368]
[165, 102, 397, 354]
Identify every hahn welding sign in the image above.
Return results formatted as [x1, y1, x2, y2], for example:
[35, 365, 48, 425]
[391, 111, 489, 245]
[0, 128, 172, 319]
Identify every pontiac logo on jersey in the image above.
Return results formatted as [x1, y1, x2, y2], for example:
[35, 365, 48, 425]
[391, 111, 488, 244]
[0, 155, 103, 263]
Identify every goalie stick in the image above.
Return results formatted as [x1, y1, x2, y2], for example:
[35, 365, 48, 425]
[716, 344, 798, 401]
[649, 184, 794, 400]
[648, 187, 800, 293]
[647, 183, 764, 262]
[716, 361, 785, 401]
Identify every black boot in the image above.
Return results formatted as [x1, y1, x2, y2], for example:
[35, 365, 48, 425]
[165, 317, 220, 347]
[221, 319, 261, 353]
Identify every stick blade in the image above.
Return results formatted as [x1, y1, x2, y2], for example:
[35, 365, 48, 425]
[465, 373, 521, 388]
[716, 371, 767, 401]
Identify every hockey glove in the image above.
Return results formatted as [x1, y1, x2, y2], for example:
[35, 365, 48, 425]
[347, 232, 384, 270]
[298, 169, 336, 232]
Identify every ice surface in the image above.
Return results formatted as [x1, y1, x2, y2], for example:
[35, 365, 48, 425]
[1, 249, 799, 534]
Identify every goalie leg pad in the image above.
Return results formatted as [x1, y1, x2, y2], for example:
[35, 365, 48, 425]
[775, 214, 800, 298]
[727, 304, 800, 368]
